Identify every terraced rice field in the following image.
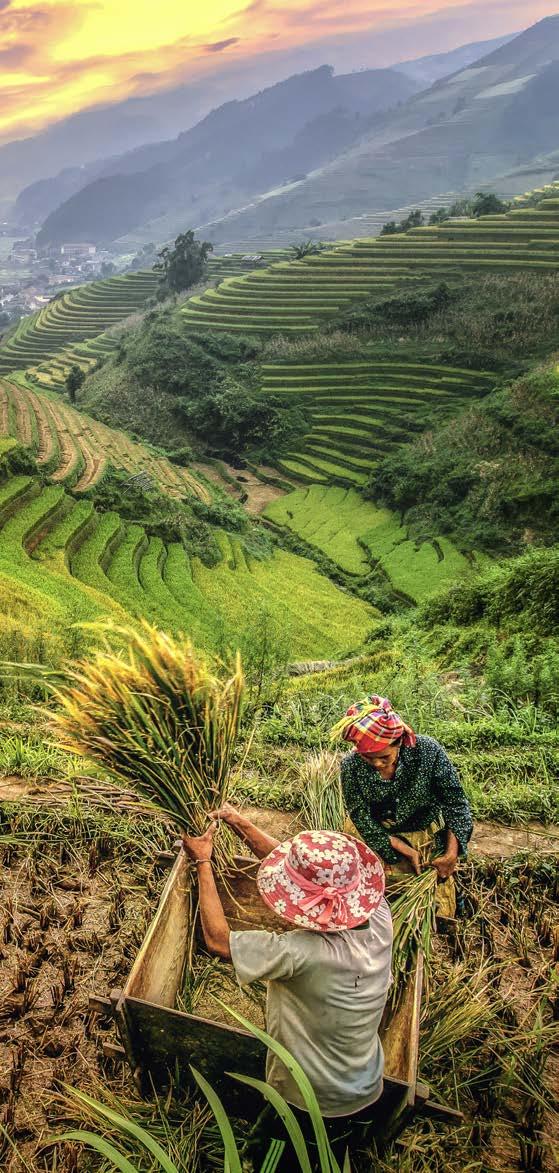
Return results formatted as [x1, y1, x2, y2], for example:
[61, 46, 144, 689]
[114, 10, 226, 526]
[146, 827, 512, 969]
[27, 331, 119, 392]
[0, 376, 210, 500]
[265, 484, 482, 601]
[0, 271, 157, 376]
[206, 249, 291, 279]
[181, 195, 559, 335]
[0, 478, 374, 655]
[261, 359, 495, 484]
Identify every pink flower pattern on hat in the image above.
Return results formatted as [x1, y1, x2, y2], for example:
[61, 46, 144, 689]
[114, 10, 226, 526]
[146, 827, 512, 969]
[257, 830, 385, 932]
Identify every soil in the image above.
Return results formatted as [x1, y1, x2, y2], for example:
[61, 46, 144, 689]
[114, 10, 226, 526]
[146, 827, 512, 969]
[194, 462, 286, 515]
[0, 824, 164, 1170]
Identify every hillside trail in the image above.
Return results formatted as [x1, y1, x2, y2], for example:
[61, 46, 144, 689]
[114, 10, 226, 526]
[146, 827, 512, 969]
[195, 461, 286, 514]
[0, 777, 557, 857]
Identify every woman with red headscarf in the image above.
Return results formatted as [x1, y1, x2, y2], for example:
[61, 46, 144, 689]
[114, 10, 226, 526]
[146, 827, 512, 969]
[332, 696, 473, 916]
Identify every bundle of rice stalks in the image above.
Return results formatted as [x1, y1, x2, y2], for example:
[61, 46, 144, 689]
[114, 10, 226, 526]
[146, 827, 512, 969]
[420, 960, 496, 1067]
[46, 622, 244, 872]
[298, 749, 344, 833]
[388, 868, 438, 1015]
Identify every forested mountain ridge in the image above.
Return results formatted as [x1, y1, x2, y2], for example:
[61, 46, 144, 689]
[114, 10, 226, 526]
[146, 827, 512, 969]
[35, 66, 420, 246]
[200, 15, 559, 245]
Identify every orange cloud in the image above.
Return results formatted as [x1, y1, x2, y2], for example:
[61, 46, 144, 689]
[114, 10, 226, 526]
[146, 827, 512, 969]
[0, 0, 558, 144]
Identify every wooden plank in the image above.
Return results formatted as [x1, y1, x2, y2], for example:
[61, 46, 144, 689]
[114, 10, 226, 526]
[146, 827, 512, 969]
[122, 994, 266, 1115]
[379, 951, 423, 1087]
[123, 849, 192, 1006]
[120, 993, 415, 1131]
[216, 857, 290, 934]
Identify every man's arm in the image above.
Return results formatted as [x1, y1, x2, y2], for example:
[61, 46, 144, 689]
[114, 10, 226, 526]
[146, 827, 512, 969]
[182, 824, 231, 959]
[210, 802, 279, 860]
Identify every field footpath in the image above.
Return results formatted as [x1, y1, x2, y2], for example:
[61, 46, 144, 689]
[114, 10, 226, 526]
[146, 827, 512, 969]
[1, 777, 557, 856]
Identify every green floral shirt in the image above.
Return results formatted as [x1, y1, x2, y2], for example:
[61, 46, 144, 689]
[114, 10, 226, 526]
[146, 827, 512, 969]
[341, 735, 473, 864]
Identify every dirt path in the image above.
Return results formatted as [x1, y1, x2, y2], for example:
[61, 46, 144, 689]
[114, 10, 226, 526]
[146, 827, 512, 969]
[195, 461, 287, 515]
[2, 778, 556, 856]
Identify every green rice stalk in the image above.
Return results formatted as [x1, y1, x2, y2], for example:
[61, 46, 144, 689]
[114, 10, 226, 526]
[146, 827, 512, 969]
[298, 750, 344, 833]
[420, 960, 496, 1065]
[45, 621, 244, 874]
[388, 868, 438, 1015]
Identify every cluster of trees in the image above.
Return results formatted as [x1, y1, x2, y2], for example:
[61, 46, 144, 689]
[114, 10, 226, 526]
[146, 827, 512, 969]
[121, 312, 306, 460]
[380, 209, 424, 236]
[154, 231, 213, 297]
[367, 366, 559, 554]
[380, 192, 510, 236]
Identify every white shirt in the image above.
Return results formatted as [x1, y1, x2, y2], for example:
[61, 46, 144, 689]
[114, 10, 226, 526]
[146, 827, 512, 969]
[229, 897, 393, 1117]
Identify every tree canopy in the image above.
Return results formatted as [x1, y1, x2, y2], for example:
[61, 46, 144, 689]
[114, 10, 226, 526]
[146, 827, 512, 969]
[155, 230, 213, 295]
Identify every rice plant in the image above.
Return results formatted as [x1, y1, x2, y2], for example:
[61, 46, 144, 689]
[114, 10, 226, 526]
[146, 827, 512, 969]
[298, 749, 345, 832]
[45, 621, 245, 871]
[388, 868, 438, 1015]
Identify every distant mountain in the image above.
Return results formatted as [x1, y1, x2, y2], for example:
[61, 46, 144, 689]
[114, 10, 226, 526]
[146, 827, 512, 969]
[196, 15, 559, 244]
[35, 65, 421, 247]
[396, 34, 513, 85]
[0, 82, 226, 206]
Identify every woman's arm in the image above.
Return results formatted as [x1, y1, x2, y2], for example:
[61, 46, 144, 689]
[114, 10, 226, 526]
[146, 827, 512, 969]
[210, 802, 280, 860]
[182, 825, 231, 958]
[430, 746, 473, 877]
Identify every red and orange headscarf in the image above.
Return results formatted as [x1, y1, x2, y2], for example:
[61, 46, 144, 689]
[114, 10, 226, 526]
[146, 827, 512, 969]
[331, 695, 416, 754]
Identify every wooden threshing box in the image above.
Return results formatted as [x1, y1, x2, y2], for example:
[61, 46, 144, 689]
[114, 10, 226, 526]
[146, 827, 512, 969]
[99, 851, 460, 1144]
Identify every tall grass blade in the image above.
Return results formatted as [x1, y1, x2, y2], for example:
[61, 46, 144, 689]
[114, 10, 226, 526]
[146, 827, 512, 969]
[49, 1130, 142, 1172]
[60, 1086, 178, 1172]
[232, 1073, 313, 1173]
[190, 1066, 243, 1173]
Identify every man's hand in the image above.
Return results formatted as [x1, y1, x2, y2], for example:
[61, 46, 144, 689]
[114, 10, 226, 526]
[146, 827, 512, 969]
[182, 822, 216, 862]
[432, 852, 458, 880]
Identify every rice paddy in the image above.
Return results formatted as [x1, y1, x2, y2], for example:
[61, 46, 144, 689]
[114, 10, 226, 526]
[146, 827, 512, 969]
[0, 375, 210, 500]
[265, 484, 481, 601]
[180, 195, 559, 336]
[260, 359, 495, 485]
[0, 270, 158, 376]
[0, 478, 374, 657]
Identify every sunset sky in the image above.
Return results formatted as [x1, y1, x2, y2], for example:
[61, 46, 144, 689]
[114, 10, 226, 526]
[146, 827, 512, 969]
[2, 0, 558, 144]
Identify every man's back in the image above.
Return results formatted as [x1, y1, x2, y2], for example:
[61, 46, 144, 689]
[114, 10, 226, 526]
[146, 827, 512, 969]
[230, 896, 393, 1116]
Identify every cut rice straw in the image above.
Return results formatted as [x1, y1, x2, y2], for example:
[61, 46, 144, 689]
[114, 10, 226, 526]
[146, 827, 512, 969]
[45, 621, 244, 875]
[388, 868, 438, 1016]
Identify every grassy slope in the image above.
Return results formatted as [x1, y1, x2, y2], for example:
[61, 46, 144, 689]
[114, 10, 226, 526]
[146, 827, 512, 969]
[0, 480, 374, 661]
[265, 484, 479, 601]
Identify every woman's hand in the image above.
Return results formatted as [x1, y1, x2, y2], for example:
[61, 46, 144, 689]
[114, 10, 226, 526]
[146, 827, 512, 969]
[431, 851, 458, 880]
[182, 822, 216, 862]
[209, 802, 242, 826]
[389, 835, 422, 875]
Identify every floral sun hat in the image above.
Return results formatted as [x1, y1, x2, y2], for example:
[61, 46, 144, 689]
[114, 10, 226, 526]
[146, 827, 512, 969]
[256, 830, 385, 932]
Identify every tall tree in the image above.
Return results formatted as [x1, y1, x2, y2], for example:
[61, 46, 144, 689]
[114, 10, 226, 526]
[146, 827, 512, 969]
[65, 364, 85, 403]
[155, 231, 213, 295]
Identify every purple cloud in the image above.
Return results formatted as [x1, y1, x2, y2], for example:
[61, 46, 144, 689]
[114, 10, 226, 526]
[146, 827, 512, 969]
[204, 37, 240, 53]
